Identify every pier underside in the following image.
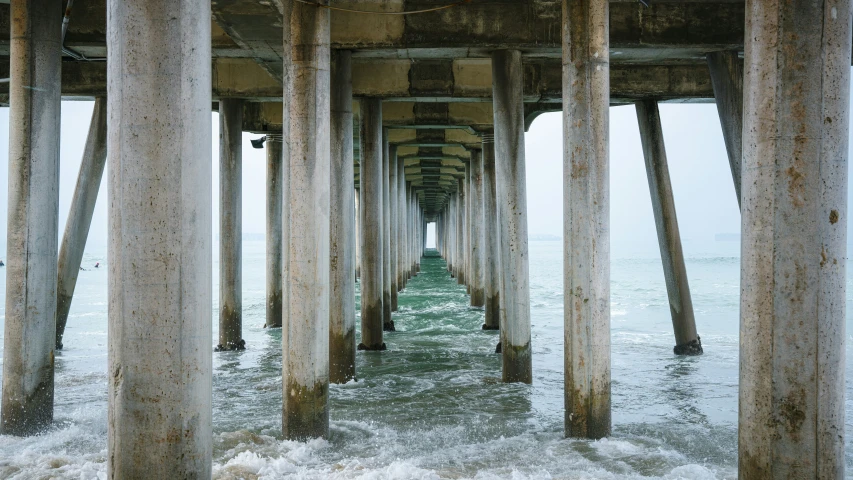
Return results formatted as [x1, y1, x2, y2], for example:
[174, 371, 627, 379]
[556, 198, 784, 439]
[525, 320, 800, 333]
[0, 1, 848, 478]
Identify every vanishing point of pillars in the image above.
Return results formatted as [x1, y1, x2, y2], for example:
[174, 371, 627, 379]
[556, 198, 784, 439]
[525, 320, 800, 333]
[108, 0, 213, 476]
[1, 0, 62, 436]
[281, 0, 331, 440]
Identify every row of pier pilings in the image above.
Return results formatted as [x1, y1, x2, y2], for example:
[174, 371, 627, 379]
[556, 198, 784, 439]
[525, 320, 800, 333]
[1, 0, 850, 478]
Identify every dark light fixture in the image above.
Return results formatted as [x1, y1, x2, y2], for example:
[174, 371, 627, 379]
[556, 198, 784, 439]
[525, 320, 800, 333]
[250, 136, 267, 149]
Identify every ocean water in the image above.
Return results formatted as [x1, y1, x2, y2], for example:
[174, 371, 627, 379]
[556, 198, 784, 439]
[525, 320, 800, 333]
[0, 240, 850, 479]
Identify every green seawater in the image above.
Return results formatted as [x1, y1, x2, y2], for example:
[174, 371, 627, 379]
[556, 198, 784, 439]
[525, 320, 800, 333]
[1, 242, 852, 478]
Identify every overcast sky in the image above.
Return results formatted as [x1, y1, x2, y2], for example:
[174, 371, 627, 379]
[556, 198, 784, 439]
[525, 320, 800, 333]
[0, 84, 849, 261]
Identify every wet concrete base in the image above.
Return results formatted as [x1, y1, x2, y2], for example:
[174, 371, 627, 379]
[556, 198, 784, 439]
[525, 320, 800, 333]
[673, 337, 703, 355]
[215, 339, 246, 352]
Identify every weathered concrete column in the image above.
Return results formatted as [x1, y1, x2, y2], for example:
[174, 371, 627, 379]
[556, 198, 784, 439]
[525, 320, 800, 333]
[466, 162, 473, 293]
[398, 156, 407, 290]
[562, 0, 610, 439]
[355, 188, 360, 280]
[282, 0, 331, 440]
[217, 98, 245, 351]
[452, 192, 460, 278]
[455, 180, 466, 285]
[706, 50, 743, 208]
[55, 97, 107, 351]
[482, 132, 501, 330]
[411, 187, 418, 277]
[266, 136, 284, 328]
[492, 49, 532, 384]
[107, 0, 212, 475]
[389, 145, 399, 311]
[414, 190, 420, 274]
[382, 132, 394, 331]
[739, 1, 850, 476]
[470, 151, 485, 307]
[358, 98, 386, 351]
[330, 50, 356, 383]
[1, 0, 62, 436]
[636, 100, 702, 356]
[446, 195, 454, 273]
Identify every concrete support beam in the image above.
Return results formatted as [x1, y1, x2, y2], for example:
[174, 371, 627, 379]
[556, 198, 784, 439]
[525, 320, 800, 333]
[482, 132, 500, 330]
[389, 144, 399, 311]
[0, 59, 719, 105]
[107, 0, 213, 475]
[382, 129, 395, 331]
[217, 98, 245, 352]
[266, 137, 283, 328]
[563, 0, 610, 438]
[706, 50, 743, 208]
[55, 97, 107, 350]
[281, 0, 330, 440]
[492, 49, 532, 384]
[469, 149, 485, 307]
[635, 100, 701, 356]
[358, 98, 386, 351]
[1, 0, 61, 436]
[739, 0, 850, 476]
[330, 50, 356, 383]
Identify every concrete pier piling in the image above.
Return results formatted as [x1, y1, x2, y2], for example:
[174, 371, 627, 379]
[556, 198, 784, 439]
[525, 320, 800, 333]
[562, 0, 611, 438]
[390, 145, 399, 312]
[398, 156, 407, 290]
[635, 100, 702, 356]
[355, 190, 360, 280]
[281, 0, 331, 440]
[482, 133, 501, 330]
[358, 98, 386, 351]
[217, 98, 245, 351]
[382, 131, 395, 331]
[266, 137, 284, 329]
[458, 177, 467, 286]
[107, 0, 213, 475]
[469, 150, 485, 307]
[456, 182, 465, 285]
[491, 49, 532, 384]
[55, 97, 107, 351]
[739, 0, 850, 476]
[706, 50, 743, 208]
[412, 188, 418, 276]
[330, 50, 356, 383]
[1, 0, 62, 436]
[451, 193, 459, 278]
